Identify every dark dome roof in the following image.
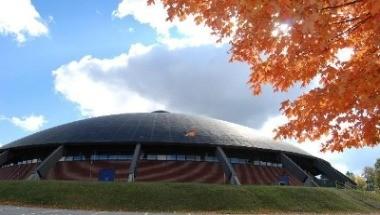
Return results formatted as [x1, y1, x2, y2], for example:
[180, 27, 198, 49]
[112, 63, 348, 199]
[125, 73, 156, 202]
[1, 112, 311, 156]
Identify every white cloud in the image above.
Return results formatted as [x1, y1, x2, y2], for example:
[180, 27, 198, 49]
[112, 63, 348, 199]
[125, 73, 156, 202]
[0, 0, 48, 43]
[272, 23, 291, 37]
[113, 0, 170, 36]
[10, 115, 46, 132]
[256, 115, 287, 138]
[336, 47, 354, 62]
[52, 44, 299, 123]
[112, 0, 220, 49]
[0, 114, 46, 132]
[53, 43, 166, 117]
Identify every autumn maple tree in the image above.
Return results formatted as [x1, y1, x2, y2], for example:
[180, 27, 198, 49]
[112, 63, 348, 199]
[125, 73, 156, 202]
[148, 0, 380, 152]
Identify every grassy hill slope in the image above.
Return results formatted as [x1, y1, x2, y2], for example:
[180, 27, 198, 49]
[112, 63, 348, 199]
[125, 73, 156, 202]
[0, 181, 379, 213]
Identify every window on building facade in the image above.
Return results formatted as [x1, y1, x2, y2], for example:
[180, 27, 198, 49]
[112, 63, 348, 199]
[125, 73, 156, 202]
[205, 155, 217, 162]
[147, 154, 158, 160]
[166, 154, 177, 160]
[177, 155, 186, 161]
[157, 155, 166, 160]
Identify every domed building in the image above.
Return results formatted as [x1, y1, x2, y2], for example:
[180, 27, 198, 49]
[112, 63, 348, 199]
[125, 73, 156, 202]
[0, 111, 354, 187]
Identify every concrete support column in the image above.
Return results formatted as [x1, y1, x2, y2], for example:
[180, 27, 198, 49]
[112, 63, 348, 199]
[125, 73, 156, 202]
[128, 143, 141, 182]
[280, 153, 318, 187]
[215, 146, 241, 185]
[28, 145, 65, 180]
[313, 159, 356, 187]
[0, 150, 10, 166]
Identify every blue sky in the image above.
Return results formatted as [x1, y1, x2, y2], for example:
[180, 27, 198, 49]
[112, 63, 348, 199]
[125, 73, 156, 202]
[0, 0, 379, 175]
[0, 0, 155, 142]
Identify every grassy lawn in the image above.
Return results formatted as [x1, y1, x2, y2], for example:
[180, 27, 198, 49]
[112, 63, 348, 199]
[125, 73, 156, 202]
[0, 181, 379, 213]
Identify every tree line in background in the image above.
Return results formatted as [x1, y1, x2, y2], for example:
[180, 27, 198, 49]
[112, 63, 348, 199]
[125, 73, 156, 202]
[346, 158, 380, 190]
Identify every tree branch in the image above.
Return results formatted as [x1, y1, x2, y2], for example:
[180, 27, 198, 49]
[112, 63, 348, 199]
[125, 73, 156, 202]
[330, 14, 372, 42]
[321, 0, 365, 11]
[332, 13, 370, 24]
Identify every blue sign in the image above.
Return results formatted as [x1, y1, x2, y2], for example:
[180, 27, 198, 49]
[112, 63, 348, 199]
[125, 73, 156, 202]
[98, 169, 115, 181]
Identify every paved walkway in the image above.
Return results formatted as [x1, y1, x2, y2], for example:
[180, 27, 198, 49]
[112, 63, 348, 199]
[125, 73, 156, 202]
[0, 205, 375, 215]
[0, 205, 181, 215]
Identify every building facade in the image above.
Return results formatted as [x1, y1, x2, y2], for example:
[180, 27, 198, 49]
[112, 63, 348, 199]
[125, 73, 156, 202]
[0, 111, 354, 187]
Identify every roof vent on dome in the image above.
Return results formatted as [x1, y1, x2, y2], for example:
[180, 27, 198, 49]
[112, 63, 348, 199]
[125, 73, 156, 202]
[152, 110, 169, 113]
